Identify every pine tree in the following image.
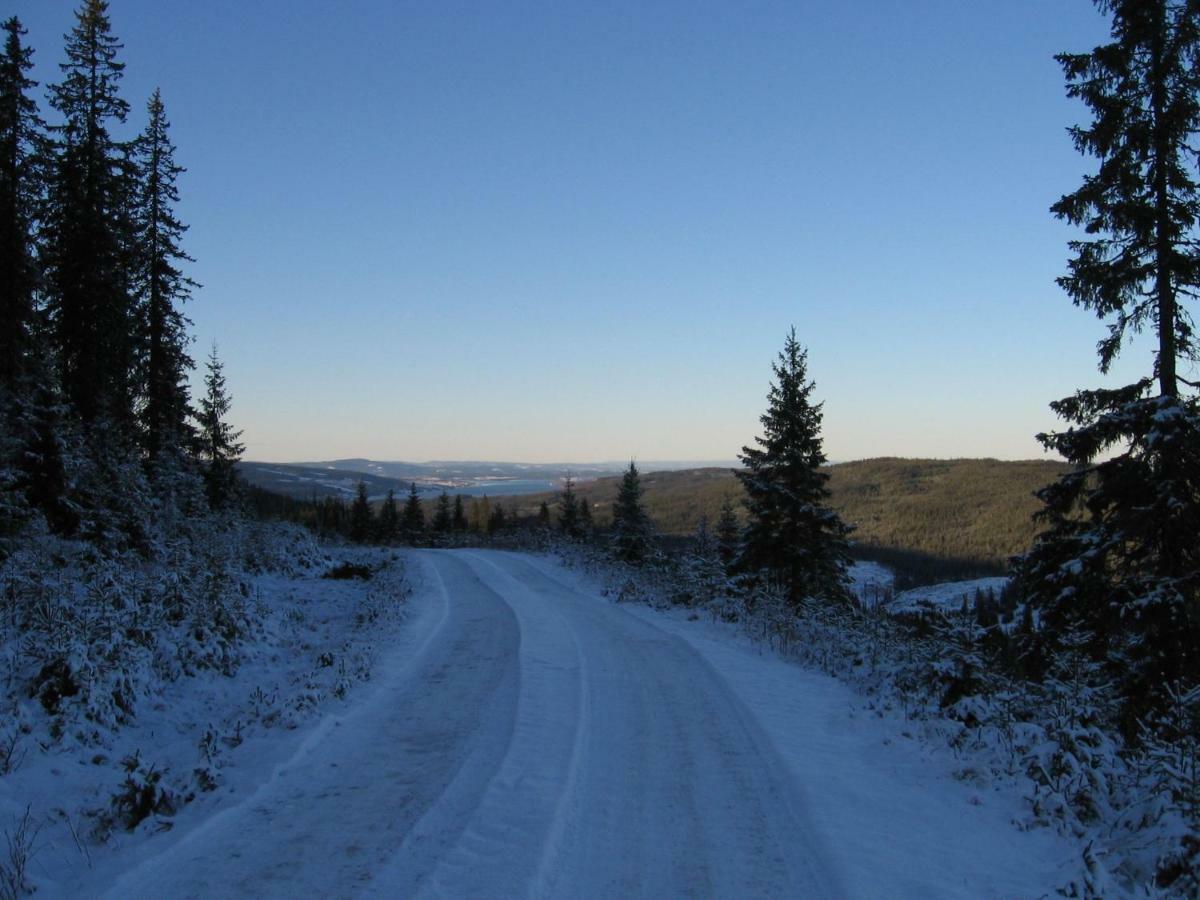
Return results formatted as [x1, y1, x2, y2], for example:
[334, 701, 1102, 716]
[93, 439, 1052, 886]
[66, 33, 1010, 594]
[715, 498, 741, 572]
[488, 502, 507, 534]
[433, 490, 452, 534]
[735, 329, 852, 607]
[0, 17, 50, 532]
[578, 494, 592, 533]
[45, 0, 136, 425]
[379, 487, 398, 542]
[558, 474, 580, 538]
[196, 344, 243, 509]
[349, 479, 372, 543]
[1020, 0, 1200, 734]
[0, 16, 43, 392]
[611, 460, 653, 564]
[400, 482, 424, 543]
[132, 89, 196, 467]
[452, 494, 467, 532]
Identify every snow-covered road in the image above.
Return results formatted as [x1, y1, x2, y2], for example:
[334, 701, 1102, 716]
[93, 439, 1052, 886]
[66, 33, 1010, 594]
[95, 549, 839, 898]
[78, 548, 1075, 899]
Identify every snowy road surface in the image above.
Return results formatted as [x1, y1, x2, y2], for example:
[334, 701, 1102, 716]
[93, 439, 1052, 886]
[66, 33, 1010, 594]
[83, 549, 1071, 899]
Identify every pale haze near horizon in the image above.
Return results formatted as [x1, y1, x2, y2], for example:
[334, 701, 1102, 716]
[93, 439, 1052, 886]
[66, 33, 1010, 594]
[12, 1, 1169, 464]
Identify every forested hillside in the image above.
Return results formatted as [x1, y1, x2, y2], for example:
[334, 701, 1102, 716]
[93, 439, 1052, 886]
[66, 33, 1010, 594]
[500, 458, 1067, 568]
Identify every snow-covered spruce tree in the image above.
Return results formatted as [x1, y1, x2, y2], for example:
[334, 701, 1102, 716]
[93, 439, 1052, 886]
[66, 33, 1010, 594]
[611, 460, 653, 564]
[1019, 0, 1200, 739]
[558, 473, 581, 539]
[132, 89, 197, 471]
[349, 479, 371, 543]
[715, 497, 741, 575]
[196, 343, 244, 509]
[400, 482, 424, 544]
[44, 0, 136, 427]
[1025, 622, 1118, 837]
[735, 329, 852, 608]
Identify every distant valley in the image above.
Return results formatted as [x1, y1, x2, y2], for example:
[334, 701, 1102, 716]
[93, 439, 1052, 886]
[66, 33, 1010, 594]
[238, 458, 739, 500]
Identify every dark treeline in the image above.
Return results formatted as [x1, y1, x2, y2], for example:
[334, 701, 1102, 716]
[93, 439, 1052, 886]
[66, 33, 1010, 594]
[0, 2, 244, 553]
[250, 478, 636, 551]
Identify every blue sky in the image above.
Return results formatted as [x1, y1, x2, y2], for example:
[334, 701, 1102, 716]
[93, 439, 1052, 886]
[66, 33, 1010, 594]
[11, 0, 1147, 463]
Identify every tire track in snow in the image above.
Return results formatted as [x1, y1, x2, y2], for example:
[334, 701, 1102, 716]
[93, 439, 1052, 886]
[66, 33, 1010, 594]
[384, 550, 592, 899]
[472, 551, 842, 899]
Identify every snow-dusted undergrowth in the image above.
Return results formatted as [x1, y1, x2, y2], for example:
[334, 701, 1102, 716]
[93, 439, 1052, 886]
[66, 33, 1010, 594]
[552, 542, 1197, 898]
[0, 522, 409, 896]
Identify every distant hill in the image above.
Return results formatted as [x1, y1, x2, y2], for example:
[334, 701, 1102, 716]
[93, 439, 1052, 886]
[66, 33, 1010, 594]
[238, 458, 739, 500]
[500, 458, 1069, 572]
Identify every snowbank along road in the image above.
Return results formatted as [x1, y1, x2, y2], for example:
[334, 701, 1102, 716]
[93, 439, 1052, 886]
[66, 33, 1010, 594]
[83, 549, 1071, 898]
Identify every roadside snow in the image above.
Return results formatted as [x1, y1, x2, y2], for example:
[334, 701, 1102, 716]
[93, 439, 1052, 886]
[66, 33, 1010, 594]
[1, 545, 414, 899]
[518, 553, 1079, 898]
[891, 577, 1010, 614]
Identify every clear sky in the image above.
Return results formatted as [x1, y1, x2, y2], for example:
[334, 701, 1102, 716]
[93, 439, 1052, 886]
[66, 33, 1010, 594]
[11, 0, 1153, 463]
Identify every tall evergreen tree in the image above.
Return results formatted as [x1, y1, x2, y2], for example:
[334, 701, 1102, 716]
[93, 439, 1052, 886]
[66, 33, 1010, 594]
[578, 494, 592, 533]
[452, 494, 467, 532]
[349, 479, 372, 543]
[432, 490, 452, 534]
[557, 473, 580, 538]
[1020, 0, 1200, 734]
[196, 344, 243, 509]
[132, 89, 196, 466]
[611, 461, 653, 564]
[537, 500, 551, 528]
[0, 17, 52, 533]
[735, 329, 852, 607]
[488, 501, 507, 534]
[0, 17, 43, 391]
[45, 0, 136, 425]
[379, 487, 398, 542]
[715, 498, 741, 572]
[400, 482, 424, 543]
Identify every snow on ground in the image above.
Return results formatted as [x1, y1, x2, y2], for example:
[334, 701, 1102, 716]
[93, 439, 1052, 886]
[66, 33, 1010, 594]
[10, 548, 1076, 898]
[848, 560, 895, 608]
[890, 576, 1010, 614]
[1, 545, 414, 899]
[532, 555, 1078, 898]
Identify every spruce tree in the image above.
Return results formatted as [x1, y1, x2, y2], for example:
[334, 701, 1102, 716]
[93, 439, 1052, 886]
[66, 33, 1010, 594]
[433, 490, 452, 534]
[196, 344, 243, 509]
[488, 502, 507, 534]
[578, 494, 592, 533]
[0, 17, 50, 532]
[735, 329, 852, 607]
[400, 482, 424, 543]
[132, 89, 196, 467]
[0, 17, 43, 392]
[557, 473, 580, 538]
[379, 487, 398, 542]
[715, 498, 741, 572]
[611, 461, 653, 564]
[452, 494, 467, 532]
[349, 479, 371, 543]
[1020, 0, 1200, 735]
[45, 0, 136, 425]
[537, 500, 551, 528]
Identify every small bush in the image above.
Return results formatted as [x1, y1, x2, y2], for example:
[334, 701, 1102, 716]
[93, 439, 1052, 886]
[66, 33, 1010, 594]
[322, 562, 372, 581]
